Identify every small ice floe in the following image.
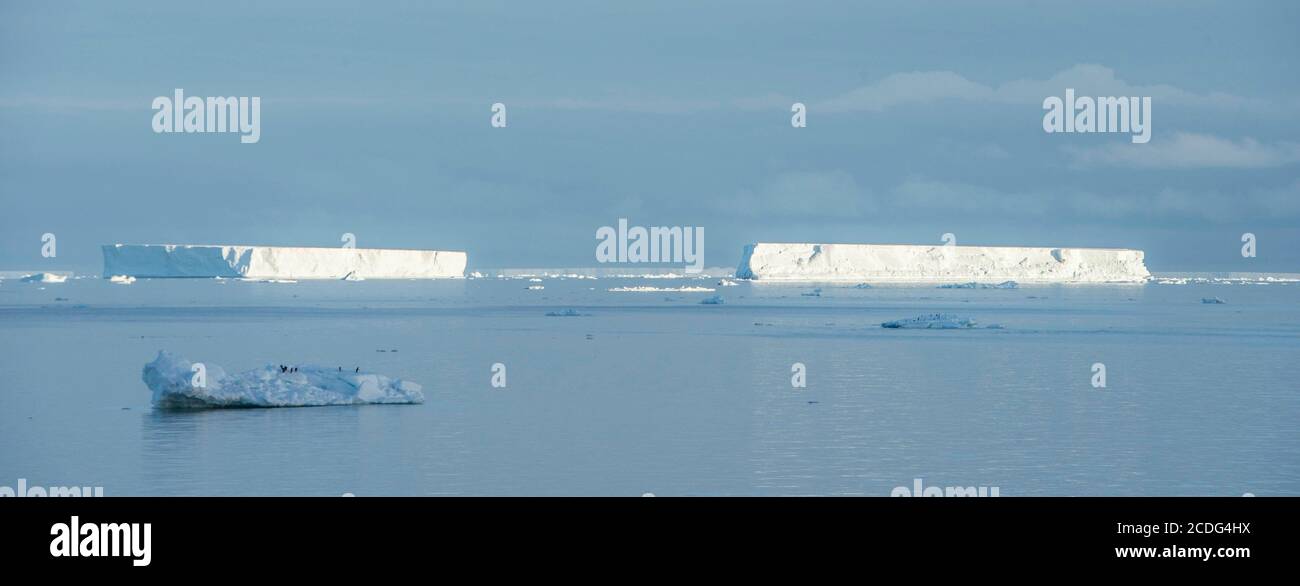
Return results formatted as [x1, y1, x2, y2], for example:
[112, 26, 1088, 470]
[936, 281, 1018, 289]
[142, 351, 424, 409]
[801, 288, 823, 297]
[545, 308, 587, 317]
[109, 275, 136, 284]
[717, 279, 739, 287]
[1202, 297, 1227, 304]
[526, 284, 545, 290]
[608, 286, 715, 292]
[341, 271, 365, 281]
[699, 295, 725, 305]
[881, 313, 992, 329]
[468, 271, 486, 278]
[853, 283, 873, 289]
[528, 278, 543, 283]
[21, 272, 67, 283]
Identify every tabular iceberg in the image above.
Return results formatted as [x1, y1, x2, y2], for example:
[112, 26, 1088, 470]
[102, 244, 466, 279]
[735, 243, 1150, 283]
[142, 351, 424, 408]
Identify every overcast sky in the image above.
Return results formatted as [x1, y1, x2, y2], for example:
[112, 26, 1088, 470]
[2, 0, 1298, 272]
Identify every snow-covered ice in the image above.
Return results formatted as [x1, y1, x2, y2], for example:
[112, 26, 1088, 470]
[108, 275, 136, 284]
[142, 351, 424, 409]
[608, 286, 716, 292]
[102, 244, 466, 279]
[881, 314, 989, 329]
[736, 243, 1150, 283]
[937, 281, 1019, 289]
[20, 272, 68, 283]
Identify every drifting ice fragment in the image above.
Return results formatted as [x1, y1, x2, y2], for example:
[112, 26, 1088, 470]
[142, 351, 424, 409]
[21, 272, 67, 283]
[937, 281, 1019, 289]
[881, 314, 982, 329]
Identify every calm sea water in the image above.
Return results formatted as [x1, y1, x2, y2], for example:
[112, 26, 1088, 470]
[1, 275, 1297, 496]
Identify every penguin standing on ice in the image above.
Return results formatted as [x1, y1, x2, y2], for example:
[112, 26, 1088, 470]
[355, 367, 360, 373]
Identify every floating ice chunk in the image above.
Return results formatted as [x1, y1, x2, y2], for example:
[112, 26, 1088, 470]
[1202, 297, 1227, 304]
[717, 279, 740, 287]
[881, 314, 982, 329]
[545, 309, 587, 317]
[526, 284, 545, 290]
[21, 272, 67, 283]
[853, 283, 873, 289]
[801, 288, 823, 297]
[936, 281, 1018, 289]
[142, 351, 424, 409]
[608, 286, 716, 292]
[109, 275, 136, 284]
[699, 295, 725, 305]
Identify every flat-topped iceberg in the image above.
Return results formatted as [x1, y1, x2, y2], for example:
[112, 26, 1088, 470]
[142, 351, 424, 408]
[736, 243, 1150, 283]
[103, 244, 466, 279]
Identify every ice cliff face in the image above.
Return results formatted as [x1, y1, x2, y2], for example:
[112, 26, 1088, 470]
[102, 244, 466, 279]
[735, 243, 1150, 283]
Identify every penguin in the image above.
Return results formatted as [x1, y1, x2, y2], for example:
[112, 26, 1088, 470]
[355, 367, 360, 373]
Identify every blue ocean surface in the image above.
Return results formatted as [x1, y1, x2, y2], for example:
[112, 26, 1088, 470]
[1, 275, 1297, 496]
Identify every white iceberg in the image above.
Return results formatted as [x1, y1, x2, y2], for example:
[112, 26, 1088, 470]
[142, 351, 424, 409]
[108, 275, 136, 284]
[736, 243, 1150, 283]
[102, 244, 466, 279]
[21, 272, 68, 283]
[608, 286, 716, 292]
